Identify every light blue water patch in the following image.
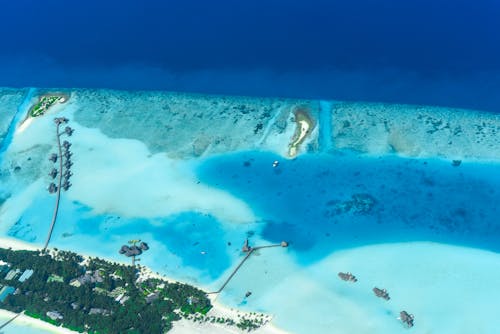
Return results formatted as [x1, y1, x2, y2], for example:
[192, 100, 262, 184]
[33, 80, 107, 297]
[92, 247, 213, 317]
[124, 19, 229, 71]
[318, 100, 333, 151]
[7, 192, 253, 282]
[0, 88, 35, 157]
[108, 212, 238, 279]
[7, 192, 54, 244]
[197, 151, 500, 263]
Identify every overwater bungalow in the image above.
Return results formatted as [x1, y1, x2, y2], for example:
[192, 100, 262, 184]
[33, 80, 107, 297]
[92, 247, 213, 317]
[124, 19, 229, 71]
[126, 247, 140, 257]
[48, 183, 58, 193]
[49, 153, 58, 163]
[140, 242, 149, 250]
[242, 239, 251, 252]
[64, 151, 72, 159]
[64, 126, 74, 136]
[64, 170, 73, 178]
[65, 160, 73, 169]
[119, 245, 129, 254]
[338, 272, 357, 282]
[49, 168, 58, 179]
[119, 245, 143, 257]
[373, 287, 390, 300]
[399, 311, 415, 328]
[54, 117, 68, 125]
[62, 181, 71, 191]
[62, 140, 71, 149]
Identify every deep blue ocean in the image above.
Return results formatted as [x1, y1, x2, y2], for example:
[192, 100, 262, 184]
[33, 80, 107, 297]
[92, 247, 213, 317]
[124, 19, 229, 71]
[1, 0, 500, 112]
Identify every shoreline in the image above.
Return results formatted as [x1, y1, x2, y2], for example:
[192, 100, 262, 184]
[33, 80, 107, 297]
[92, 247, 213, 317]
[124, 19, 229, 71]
[0, 237, 289, 334]
[288, 107, 315, 157]
[0, 236, 41, 251]
[0, 309, 77, 334]
[169, 296, 287, 334]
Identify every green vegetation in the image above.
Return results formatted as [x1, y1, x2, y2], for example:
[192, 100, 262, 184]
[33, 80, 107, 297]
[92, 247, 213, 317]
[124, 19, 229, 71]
[0, 248, 212, 333]
[29, 95, 65, 117]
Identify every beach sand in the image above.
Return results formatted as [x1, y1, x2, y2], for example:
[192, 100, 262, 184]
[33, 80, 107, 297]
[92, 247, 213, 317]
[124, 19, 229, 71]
[0, 236, 40, 251]
[0, 309, 77, 334]
[170, 297, 287, 334]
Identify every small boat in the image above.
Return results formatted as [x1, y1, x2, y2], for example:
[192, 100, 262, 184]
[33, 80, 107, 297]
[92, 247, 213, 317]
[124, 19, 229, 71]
[272, 160, 279, 168]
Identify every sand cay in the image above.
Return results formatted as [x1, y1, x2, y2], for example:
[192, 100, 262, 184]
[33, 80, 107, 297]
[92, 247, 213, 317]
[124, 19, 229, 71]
[0, 88, 499, 333]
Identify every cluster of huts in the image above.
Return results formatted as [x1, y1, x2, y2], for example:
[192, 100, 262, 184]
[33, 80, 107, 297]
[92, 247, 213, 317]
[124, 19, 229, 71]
[48, 117, 74, 194]
[338, 271, 414, 328]
[119, 242, 150, 257]
[0, 264, 34, 303]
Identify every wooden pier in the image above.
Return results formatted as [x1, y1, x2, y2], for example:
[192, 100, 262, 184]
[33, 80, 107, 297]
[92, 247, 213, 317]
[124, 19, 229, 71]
[43, 120, 64, 251]
[208, 240, 288, 295]
[0, 311, 23, 330]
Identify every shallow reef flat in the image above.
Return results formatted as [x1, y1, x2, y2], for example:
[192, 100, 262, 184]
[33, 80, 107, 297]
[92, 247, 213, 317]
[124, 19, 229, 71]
[70, 89, 316, 158]
[331, 101, 500, 160]
[1, 88, 499, 161]
[0, 88, 28, 146]
[0, 87, 499, 334]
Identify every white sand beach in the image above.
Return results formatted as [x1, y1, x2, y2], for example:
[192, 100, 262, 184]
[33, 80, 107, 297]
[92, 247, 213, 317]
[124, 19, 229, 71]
[0, 236, 40, 251]
[170, 297, 287, 334]
[0, 309, 77, 334]
[169, 318, 285, 334]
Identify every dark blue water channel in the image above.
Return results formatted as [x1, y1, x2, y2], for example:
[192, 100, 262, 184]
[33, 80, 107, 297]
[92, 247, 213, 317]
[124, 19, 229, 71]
[197, 151, 500, 262]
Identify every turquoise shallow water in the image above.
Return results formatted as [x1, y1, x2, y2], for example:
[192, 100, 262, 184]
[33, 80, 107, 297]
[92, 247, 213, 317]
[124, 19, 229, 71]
[1, 89, 499, 333]
[7, 150, 500, 282]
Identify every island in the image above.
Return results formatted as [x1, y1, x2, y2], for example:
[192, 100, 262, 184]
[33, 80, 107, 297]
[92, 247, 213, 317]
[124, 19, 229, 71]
[288, 106, 315, 157]
[0, 247, 269, 333]
[29, 94, 68, 117]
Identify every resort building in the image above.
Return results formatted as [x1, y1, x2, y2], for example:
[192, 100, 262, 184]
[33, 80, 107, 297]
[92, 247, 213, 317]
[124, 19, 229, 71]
[46, 311, 64, 320]
[0, 286, 15, 302]
[18, 269, 34, 282]
[4, 268, 21, 280]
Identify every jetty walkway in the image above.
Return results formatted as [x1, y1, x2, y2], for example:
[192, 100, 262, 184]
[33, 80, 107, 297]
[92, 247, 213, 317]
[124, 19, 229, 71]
[208, 240, 288, 294]
[43, 118, 72, 250]
[0, 311, 23, 330]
